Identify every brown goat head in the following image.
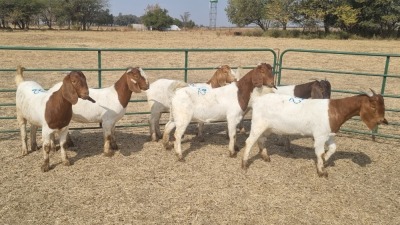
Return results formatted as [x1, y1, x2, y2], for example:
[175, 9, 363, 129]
[215, 65, 236, 87]
[125, 67, 149, 93]
[62, 71, 90, 105]
[360, 89, 388, 130]
[257, 63, 275, 88]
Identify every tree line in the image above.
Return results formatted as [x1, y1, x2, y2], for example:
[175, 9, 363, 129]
[226, 0, 400, 38]
[0, 0, 196, 30]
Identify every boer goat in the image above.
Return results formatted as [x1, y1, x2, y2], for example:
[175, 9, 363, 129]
[146, 65, 238, 142]
[273, 79, 331, 99]
[242, 90, 388, 177]
[15, 66, 94, 172]
[162, 63, 276, 160]
[61, 67, 150, 156]
[271, 79, 332, 150]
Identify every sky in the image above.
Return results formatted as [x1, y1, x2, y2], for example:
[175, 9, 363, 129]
[107, 0, 233, 27]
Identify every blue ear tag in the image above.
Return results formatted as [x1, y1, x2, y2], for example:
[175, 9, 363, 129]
[289, 97, 303, 104]
[32, 88, 46, 94]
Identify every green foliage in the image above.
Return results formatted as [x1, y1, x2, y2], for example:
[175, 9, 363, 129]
[114, 13, 140, 26]
[225, 0, 270, 31]
[141, 4, 173, 31]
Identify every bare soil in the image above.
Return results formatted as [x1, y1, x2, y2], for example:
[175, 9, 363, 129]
[0, 30, 399, 224]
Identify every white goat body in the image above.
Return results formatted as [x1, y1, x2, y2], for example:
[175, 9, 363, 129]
[146, 66, 239, 142]
[162, 63, 276, 160]
[242, 92, 387, 177]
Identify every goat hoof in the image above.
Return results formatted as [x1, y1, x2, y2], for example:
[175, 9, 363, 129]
[103, 151, 114, 157]
[229, 151, 237, 158]
[63, 160, 71, 166]
[177, 156, 185, 162]
[111, 143, 118, 150]
[41, 163, 50, 172]
[31, 143, 39, 151]
[261, 155, 271, 162]
[163, 142, 173, 150]
[317, 170, 328, 178]
[241, 160, 248, 170]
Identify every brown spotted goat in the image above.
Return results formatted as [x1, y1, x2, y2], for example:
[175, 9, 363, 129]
[146, 65, 239, 142]
[162, 63, 276, 160]
[56, 67, 149, 156]
[15, 65, 94, 172]
[242, 89, 388, 177]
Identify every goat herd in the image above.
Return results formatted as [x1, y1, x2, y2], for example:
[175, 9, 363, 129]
[15, 63, 388, 177]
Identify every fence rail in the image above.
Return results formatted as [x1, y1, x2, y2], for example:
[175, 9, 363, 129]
[1, 46, 399, 140]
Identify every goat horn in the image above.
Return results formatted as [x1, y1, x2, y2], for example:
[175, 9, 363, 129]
[369, 88, 377, 96]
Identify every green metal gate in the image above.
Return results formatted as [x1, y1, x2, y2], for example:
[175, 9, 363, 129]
[0, 46, 276, 133]
[278, 49, 400, 140]
[1, 46, 398, 140]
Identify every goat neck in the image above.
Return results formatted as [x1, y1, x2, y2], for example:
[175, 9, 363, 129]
[236, 69, 260, 111]
[45, 89, 73, 129]
[114, 73, 133, 108]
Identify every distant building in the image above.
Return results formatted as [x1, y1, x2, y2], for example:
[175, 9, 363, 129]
[130, 24, 146, 31]
[168, 25, 181, 31]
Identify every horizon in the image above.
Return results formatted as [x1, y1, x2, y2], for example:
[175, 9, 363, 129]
[108, 0, 234, 27]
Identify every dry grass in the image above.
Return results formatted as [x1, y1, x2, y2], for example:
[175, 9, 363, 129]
[0, 30, 399, 224]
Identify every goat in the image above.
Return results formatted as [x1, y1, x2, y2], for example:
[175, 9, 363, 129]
[15, 66, 94, 172]
[241, 90, 388, 177]
[59, 67, 149, 156]
[162, 63, 276, 160]
[273, 79, 331, 99]
[146, 65, 238, 142]
[270, 79, 332, 151]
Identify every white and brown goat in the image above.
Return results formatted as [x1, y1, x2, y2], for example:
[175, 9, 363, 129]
[59, 67, 150, 156]
[242, 90, 388, 177]
[15, 66, 94, 172]
[146, 65, 238, 142]
[162, 63, 276, 160]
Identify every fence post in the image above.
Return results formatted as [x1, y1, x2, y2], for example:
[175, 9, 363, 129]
[97, 50, 102, 88]
[184, 50, 189, 82]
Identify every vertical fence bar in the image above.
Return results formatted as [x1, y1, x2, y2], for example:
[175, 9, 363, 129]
[373, 56, 391, 140]
[184, 50, 189, 82]
[97, 50, 102, 88]
[381, 56, 390, 94]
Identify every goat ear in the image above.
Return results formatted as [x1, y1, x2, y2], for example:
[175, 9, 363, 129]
[251, 69, 263, 87]
[62, 75, 79, 104]
[217, 73, 226, 87]
[127, 75, 142, 93]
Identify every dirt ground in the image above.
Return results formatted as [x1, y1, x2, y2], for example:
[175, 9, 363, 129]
[0, 30, 399, 224]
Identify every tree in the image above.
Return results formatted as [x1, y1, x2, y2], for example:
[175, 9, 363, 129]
[225, 0, 271, 31]
[141, 4, 173, 30]
[265, 0, 296, 30]
[4, 0, 45, 29]
[349, 0, 400, 37]
[114, 13, 140, 26]
[94, 8, 113, 27]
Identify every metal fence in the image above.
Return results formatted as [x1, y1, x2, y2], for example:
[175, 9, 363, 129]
[0, 46, 277, 133]
[278, 49, 400, 140]
[1, 46, 399, 140]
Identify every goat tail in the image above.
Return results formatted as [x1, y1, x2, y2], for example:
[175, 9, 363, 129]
[168, 80, 188, 92]
[15, 65, 25, 85]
